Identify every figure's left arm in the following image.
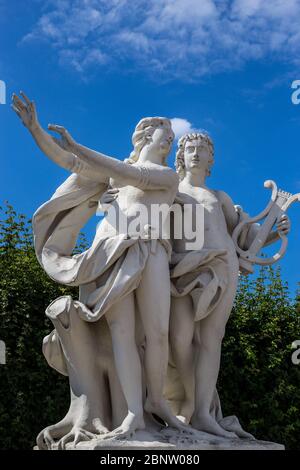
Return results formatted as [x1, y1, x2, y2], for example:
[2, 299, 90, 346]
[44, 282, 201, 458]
[217, 191, 240, 235]
[246, 213, 290, 248]
[218, 190, 290, 248]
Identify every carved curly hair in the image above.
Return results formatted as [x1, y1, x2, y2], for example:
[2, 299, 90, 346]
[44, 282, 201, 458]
[175, 132, 214, 180]
[126, 117, 174, 165]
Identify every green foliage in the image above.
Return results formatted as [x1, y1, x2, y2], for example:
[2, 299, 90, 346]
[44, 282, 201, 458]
[0, 203, 299, 449]
[219, 266, 300, 449]
[0, 203, 80, 449]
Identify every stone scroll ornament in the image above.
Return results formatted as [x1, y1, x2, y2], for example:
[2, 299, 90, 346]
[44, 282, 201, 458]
[233, 180, 300, 275]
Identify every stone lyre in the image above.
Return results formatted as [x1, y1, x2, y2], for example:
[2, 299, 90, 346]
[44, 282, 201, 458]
[233, 180, 300, 274]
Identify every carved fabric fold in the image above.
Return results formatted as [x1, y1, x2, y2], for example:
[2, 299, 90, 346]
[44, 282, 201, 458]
[33, 172, 171, 322]
[170, 249, 229, 322]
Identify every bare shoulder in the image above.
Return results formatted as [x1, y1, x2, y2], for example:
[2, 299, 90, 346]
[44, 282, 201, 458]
[174, 190, 194, 205]
[162, 165, 179, 178]
[214, 189, 234, 206]
[152, 164, 179, 185]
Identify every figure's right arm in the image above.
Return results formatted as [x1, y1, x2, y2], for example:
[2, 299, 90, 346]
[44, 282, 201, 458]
[48, 124, 179, 191]
[11, 92, 108, 183]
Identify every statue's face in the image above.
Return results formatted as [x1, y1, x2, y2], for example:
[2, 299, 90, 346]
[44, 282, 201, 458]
[147, 124, 174, 159]
[184, 139, 211, 174]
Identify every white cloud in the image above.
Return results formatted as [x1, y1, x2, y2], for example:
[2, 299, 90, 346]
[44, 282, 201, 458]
[59, 48, 108, 73]
[171, 118, 204, 140]
[21, 0, 300, 79]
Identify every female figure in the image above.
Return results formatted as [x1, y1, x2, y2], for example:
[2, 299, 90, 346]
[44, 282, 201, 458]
[12, 92, 187, 445]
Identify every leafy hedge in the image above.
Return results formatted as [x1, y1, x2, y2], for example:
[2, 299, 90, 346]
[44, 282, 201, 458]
[219, 268, 300, 449]
[0, 204, 299, 449]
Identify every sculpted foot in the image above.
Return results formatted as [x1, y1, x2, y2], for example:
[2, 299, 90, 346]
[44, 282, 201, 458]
[176, 400, 194, 424]
[102, 411, 145, 440]
[219, 416, 255, 440]
[191, 414, 238, 439]
[92, 418, 110, 435]
[145, 398, 192, 432]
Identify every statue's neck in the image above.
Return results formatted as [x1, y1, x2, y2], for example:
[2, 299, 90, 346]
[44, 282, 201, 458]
[183, 171, 207, 188]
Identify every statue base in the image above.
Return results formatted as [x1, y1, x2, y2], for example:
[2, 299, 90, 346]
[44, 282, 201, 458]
[37, 429, 284, 450]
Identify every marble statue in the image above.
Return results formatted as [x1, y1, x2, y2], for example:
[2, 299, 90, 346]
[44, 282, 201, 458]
[166, 133, 290, 438]
[11, 92, 299, 450]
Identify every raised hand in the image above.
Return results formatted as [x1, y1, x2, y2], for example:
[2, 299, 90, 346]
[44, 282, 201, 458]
[11, 92, 39, 132]
[48, 124, 76, 152]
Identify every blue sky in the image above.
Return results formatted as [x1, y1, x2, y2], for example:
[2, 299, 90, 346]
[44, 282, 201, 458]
[0, 0, 299, 295]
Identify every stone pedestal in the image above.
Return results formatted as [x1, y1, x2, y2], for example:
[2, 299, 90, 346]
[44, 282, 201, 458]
[44, 429, 284, 450]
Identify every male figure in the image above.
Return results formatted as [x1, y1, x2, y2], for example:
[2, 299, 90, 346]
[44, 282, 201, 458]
[169, 133, 290, 438]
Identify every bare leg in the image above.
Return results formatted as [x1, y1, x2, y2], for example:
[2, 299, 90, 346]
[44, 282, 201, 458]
[108, 368, 128, 430]
[170, 295, 195, 423]
[136, 243, 187, 430]
[105, 293, 145, 438]
[191, 262, 239, 439]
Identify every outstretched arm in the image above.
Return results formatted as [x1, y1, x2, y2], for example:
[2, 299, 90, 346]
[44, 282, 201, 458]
[11, 92, 108, 183]
[49, 125, 178, 191]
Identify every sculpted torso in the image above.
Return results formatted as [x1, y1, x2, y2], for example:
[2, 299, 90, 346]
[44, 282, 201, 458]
[173, 182, 237, 254]
[98, 163, 178, 238]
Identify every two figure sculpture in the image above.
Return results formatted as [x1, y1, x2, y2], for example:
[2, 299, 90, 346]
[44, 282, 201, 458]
[11, 92, 295, 449]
